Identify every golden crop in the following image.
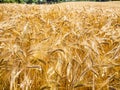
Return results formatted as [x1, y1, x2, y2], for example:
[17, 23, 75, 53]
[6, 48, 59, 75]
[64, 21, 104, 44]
[0, 2, 120, 90]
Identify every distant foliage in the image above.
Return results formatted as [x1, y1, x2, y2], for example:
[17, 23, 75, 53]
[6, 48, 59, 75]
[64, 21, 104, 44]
[0, 0, 113, 4]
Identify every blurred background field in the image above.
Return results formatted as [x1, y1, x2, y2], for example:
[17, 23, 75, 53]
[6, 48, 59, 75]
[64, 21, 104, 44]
[0, 1, 120, 90]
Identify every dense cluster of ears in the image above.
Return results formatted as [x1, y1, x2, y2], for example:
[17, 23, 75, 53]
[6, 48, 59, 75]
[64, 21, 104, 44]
[0, 2, 120, 90]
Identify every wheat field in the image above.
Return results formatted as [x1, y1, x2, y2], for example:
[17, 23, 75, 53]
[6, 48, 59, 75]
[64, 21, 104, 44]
[0, 2, 120, 90]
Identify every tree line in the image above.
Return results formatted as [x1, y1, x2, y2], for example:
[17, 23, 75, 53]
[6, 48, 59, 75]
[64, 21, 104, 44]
[0, 0, 115, 4]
